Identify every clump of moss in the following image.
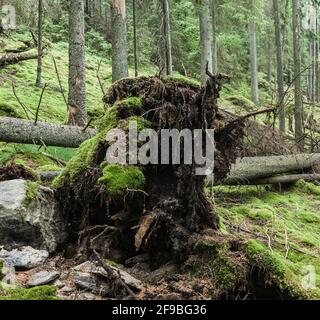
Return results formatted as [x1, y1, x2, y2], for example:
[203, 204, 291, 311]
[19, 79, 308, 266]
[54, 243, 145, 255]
[38, 164, 63, 172]
[225, 95, 255, 111]
[163, 75, 200, 87]
[0, 285, 58, 300]
[98, 164, 145, 196]
[23, 181, 40, 208]
[0, 102, 22, 118]
[115, 97, 143, 110]
[245, 240, 313, 298]
[294, 180, 320, 196]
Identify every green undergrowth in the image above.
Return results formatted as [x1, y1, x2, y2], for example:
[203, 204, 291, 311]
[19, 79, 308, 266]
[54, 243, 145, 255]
[0, 284, 58, 300]
[212, 180, 320, 299]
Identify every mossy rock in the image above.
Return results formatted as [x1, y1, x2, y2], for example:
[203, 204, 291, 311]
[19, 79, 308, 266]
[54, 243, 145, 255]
[23, 181, 40, 208]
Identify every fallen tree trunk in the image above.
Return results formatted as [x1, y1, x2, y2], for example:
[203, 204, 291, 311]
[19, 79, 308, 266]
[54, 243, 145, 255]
[224, 153, 320, 183]
[0, 117, 96, 148]
[0, 49, 39, 67]
[220, 173, 320, 186]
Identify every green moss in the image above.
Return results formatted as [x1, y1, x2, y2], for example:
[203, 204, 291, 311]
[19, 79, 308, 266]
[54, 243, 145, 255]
[225, 95, 255, 111]
[128, 116, 152, 131]
[115, 97, 143, 110]
[245, 240, 309, 298]
[0, 102, 22, 118]
[211, 254, 239, 291]
[38, 164, 63, 172]
[212, 184, 320, 298]
[294, 180, 320, 196]
[163, 75, 200, 87]
[184, 245, 244, 293]
[53, 108, 118, 188]
[98, 164, 145, 196]
[23, 181, 40, 208]
[0, 285, 58, 300]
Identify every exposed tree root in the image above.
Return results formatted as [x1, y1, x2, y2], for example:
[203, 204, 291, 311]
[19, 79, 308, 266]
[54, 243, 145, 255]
[55, 76, 245, 268]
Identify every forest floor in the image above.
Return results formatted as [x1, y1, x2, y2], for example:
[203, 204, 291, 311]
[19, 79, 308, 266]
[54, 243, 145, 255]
[1, 30, 320, 300]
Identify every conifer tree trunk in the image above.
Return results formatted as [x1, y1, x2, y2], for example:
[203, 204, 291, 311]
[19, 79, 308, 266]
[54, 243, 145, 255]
[161, 0, 173, 75]
[249, 20, 259, 104]
[35, 0, 43, 88]
[292, 0, 304, 150]
[211, 0, 218, 73]
[199, 0, 213, 84]
[111, 0, 129, 82]
[68, 0, 87, 127]
[273, 0, 285, 132]
[133, 0, 138, 77]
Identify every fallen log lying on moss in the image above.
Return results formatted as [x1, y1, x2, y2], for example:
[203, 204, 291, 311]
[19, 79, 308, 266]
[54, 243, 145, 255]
[0, 116, 96, 148]
[0, 48, 39, 67]
[221, 153, 320, 184]
[220, 173, 320, 186]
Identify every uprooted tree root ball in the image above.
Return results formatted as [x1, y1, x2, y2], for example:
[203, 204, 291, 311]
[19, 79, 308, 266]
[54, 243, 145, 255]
[54, 76, 245, 268]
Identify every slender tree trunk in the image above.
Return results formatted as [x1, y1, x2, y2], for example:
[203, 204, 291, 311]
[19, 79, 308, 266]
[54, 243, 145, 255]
[157, 4, 167, 76]
[273, 0, 285, 132]
[161, 0, 173, 75]
[36, 0, 43, 88]
[211, 0, 218, 73]
[199, 0, 213, 84]
[68, 0, 87, 127]
[111, 0, 129, 82]
[316, 6, 320, 103]
[292, 0, 304, 150]
[133, 0, 138, 77]
[249, 21, 259, 104]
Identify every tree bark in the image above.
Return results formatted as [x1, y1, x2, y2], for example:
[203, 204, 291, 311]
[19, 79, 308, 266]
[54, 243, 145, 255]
[68, 0, 87, 127]
[36, 0, 43, 88]
[292, 0, 304, 150]
[0, 49, 38, 67]
[249, 20, 259, 104]
[199, 0, 213, 84]
[132, 0, 138, 77]
[0, 117, 96, 148]
[273, 0, 285, 132]
[220, 174, 320, 186]
[222, 153, 320, 183]
[111, 0, 129, 82]
[161, 0, 173, 76]
[211, 0, 218, 73]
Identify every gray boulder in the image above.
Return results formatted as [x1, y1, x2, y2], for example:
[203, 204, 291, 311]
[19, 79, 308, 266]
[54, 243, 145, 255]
[27, 270, 60, 287]
[0, 246, 49, 269]
[0, 179, 67, 252]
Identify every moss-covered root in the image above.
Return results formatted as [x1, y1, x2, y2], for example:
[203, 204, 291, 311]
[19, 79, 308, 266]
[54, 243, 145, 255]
[98, 164, 145, 197]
